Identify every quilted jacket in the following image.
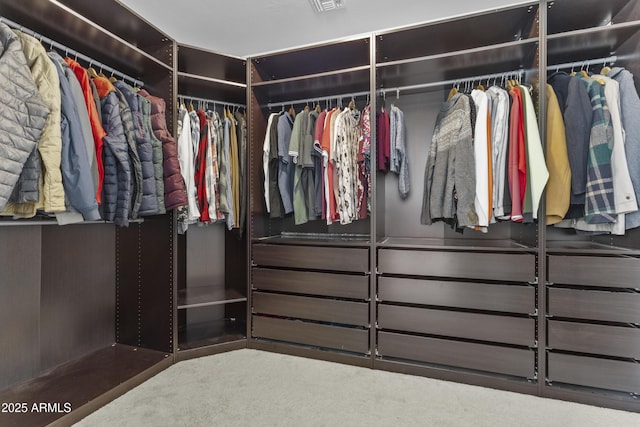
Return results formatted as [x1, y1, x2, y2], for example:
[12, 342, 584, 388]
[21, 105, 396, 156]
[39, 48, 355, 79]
[93, 76, 132, 226]
[0, 23, 50, 212]
[140, 95, 165, 214]
[1, 30, 65, 217]
[113, 81, 158, 216]
[138, 89, 187, 210]
[113, 87, 143, 220]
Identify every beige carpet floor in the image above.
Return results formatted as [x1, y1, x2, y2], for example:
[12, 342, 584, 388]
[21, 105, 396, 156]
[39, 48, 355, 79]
[74, 349, 640, 427]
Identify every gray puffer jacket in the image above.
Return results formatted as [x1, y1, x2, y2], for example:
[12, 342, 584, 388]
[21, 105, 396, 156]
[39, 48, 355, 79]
[113, 87, 143, 220]
[94, 77, 132, 227]
[0, 23, 50, 211]
[113, 81, 158, 217]
[141, 95, 165, 214]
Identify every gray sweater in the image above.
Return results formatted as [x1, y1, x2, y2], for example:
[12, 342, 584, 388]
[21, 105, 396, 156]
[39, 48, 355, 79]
[610, 67, 640, 229]
[421, 93, 477, 227]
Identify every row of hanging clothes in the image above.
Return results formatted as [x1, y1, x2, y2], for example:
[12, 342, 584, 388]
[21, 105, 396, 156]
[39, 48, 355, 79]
[547, 59, 640, 235]
[421, 72, 549, 233]
[176, 98, 247, 234]
[263, 96, 378, 226]
[0, 19, 185, 227]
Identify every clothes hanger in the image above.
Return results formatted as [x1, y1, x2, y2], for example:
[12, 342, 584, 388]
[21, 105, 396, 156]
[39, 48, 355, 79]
[446, 82, 458, 100]
[87, 60, 99, 79]
[579, 62, 590, 78]
[600, 58, 612, 76]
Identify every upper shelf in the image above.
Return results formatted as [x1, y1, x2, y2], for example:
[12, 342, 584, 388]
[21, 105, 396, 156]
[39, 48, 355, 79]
[0, 0, 173, 78]
[546, 0, 638, 35]
[376, 3, 538, 65]
[178, 74, 247, 106]
[251, 66, 370, 107]
[546, 0, 640, 65]
[377, 39, 539, 92]
[251, 37, 370, 83]
[547, 21, 640, 66]
[178, 44, 246, 85]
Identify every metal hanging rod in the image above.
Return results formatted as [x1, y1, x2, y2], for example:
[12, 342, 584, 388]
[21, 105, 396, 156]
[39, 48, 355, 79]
[379, 68, 528, 97]
[178, 94, 246, 110]
[547, 55, 618, 72]
[266, 68, 528, 109]
[267, 90, 370, 110]
[0, 16, 144, 88]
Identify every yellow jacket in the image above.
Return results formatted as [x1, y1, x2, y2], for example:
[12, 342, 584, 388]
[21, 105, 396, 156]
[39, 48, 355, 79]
[545, 84, 571, 225]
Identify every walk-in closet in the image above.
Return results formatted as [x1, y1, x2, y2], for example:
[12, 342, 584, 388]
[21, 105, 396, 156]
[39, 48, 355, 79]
[2, 1, 640, 425]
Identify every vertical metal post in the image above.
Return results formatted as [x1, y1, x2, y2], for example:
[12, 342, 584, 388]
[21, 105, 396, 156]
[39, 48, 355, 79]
[171, 40, 179, 359]
[246, 58, 254, 349]
[369, 33, 377, 368]
[536, 0, 548, 397]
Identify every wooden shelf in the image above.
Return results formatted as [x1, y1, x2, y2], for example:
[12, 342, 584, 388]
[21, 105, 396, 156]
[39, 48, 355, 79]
[177, 286, 246, 309]
[0, 344, 170, 427]
[252, 234, 370, 248]
[178, 318, 246, 351]
[377, 237, 533, 252]
[545, 240, 638, 256]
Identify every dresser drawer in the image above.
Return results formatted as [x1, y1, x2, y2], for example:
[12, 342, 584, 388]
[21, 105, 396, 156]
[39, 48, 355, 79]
[378, 331, 535, 378]
[379, 277, 534, 314]
[548, 352, 640, 394]
[548, 255, 640, 288]
[378, 305, 535, 346]
[252, 315, 369, 354]
[253, 244, 369, 272]
[253, 292, 369, 326]
[548, 320, 640, 359]
[253, 268, 369, 300]
[378, 249, 534, 282]
[548, 287, 640, 323]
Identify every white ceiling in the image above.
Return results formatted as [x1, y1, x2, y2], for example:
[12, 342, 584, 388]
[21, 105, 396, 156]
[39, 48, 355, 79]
[117, 0, 530, 58]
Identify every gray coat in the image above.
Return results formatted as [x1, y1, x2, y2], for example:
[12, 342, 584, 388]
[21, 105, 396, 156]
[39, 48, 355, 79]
[114, 81, 159, 216]
[0, 23, 50, 211]
[99, 85, 132, 226]
[113, 87, 143, 220]
[141, 96, 165, 214]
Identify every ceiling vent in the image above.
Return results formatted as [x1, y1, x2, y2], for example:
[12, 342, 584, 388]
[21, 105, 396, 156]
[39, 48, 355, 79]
[310, 0, 344, 13]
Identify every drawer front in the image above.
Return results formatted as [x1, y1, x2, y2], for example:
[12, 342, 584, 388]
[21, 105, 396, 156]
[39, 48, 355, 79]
[378, 331, 535, 378]
[548, 352, 640, 394]
[253, 292, 369, 326]
[378, 305, 535, 346]
[253, 244, 369, 272]
[548, 320, 640, 359]
[378, 277, 534, 314]
[378, 249, 534, 282]
[548, 288, 640, 324]
[253, 268, 369, 300]
[548, 255, 640, 288]
[252, 315, 369, 354]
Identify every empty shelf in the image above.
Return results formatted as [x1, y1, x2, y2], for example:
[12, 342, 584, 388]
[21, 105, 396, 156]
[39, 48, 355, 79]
[177, 286, 247, 309]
